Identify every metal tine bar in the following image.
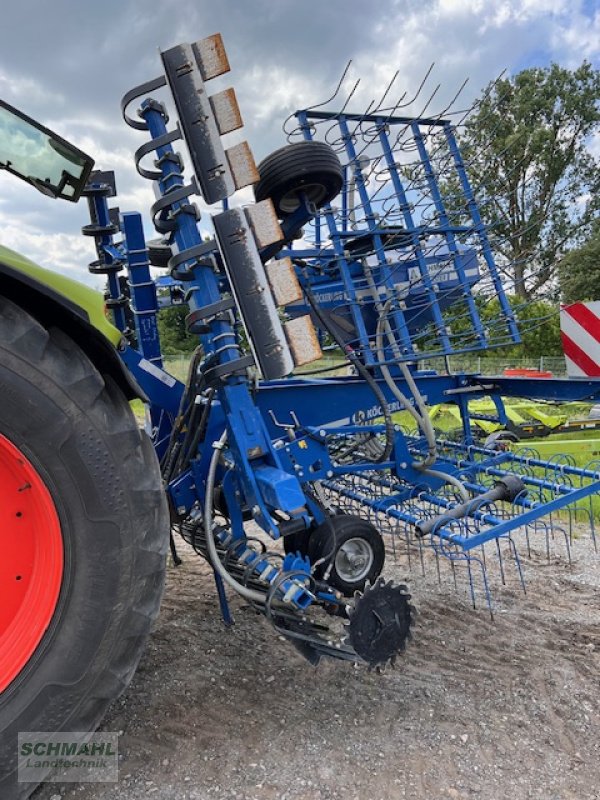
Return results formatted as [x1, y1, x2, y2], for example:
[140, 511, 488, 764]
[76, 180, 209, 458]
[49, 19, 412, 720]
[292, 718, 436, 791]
[507, 536, 527, 593]
[544, 520, 552, 561]
[440, 439, 600, 482]
[524, 523, 532, 558]
[495, 538, 507, 584]
[451, 558, 458, 592]
[336, 114, 415, 354]
[523, 518, 554, 561]
[340, 486, 526, 614]
[433, 523, 494, 615]
[296, 111, 379, 365]
[581, 459, 600, 551]
[466, 557, 477, 609]
[409, 121, 486, 350]
[283, 60, 354, 139]
[453, 472, 582, 513]
[478, 468, 585, 499]
[442, 121, 520, 341]
[554, 525, 572, 565]
[480, 542, 488, 575]
[330, 464, 598, 556]
[376, 123, 452, 353]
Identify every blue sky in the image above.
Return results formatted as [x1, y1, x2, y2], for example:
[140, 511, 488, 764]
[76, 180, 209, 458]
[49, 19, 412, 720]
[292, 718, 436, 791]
[0, 0, 598, 288]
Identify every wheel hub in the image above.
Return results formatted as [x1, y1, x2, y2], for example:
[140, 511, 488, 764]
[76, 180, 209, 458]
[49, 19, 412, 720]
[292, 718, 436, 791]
[334, 537, 374, 583]
[0, 434, 63, 693]
[280, 182, 327, 213]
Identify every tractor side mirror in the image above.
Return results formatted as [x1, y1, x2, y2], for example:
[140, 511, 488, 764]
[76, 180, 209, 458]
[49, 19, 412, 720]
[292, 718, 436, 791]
[0, 99, 94, 202]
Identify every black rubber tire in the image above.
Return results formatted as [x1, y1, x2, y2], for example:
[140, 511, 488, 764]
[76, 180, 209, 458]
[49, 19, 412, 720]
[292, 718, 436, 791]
[308, 514, 385, 596]
[283, 530, 312, 556]
[213, 486, 253, 522]
[254, 141, 343, 217]
[0, 298, 168, 800]
[483, 430, 520, 450]
[147, 237, 173, 269]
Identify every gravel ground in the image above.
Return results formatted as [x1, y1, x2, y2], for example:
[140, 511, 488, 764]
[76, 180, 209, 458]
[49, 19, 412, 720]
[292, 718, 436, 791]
[34, 525, 600, 800]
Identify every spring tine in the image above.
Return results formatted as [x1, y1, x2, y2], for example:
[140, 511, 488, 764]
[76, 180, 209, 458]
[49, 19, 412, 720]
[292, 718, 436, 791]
[495, 537, 506, 585]
[450, 558, 458, 592]
[555, 525, 572, 566]
[465, 555, 477, 610]
[508, 536, 527, 594]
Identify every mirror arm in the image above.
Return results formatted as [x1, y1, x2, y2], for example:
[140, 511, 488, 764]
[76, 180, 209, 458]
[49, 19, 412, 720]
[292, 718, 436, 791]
[27, 176, 59, 199]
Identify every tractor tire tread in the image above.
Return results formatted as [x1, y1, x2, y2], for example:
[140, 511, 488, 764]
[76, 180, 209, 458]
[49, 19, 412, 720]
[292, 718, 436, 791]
[0, 297, 168, 800]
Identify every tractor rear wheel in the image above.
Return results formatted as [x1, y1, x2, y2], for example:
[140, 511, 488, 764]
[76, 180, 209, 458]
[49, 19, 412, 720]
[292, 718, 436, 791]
[0, 298, 168, 799]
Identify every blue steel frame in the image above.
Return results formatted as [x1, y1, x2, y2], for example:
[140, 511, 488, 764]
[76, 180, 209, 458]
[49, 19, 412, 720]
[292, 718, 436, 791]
[93, 57, 600, 625]
[285, 109, 520, 361]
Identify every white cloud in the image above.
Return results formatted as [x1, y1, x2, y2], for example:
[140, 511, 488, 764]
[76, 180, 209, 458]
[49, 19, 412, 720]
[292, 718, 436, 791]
[0, 218, 100, 288]
[0, 73, 65, 108]
[554, 8, 600, 64]
[0, 0, 598, 303]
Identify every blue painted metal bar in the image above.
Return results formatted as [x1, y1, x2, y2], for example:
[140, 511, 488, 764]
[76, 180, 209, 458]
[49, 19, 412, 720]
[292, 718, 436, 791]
[452, 480, 600, 551]
[324, 469, 600, 552]
[120, 345, 183, 415]
[87, 188, 127, 333]
[335, 114, 415, 355]
[141, 103, 306, 532]
[443, 122, 520, 342]
[306, 110, 450, 127]
[296, 110, 380, 365]
[409, 121, 485, 349]
[377, 122, 452, 352]
[213, 572, 234, 626]
[121, 211, 162, 366]
[475, 376, 600, 402]
[438, 438, 600, 481]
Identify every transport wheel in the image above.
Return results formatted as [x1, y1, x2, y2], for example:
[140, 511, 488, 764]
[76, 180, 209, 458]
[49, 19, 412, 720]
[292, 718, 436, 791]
[308, 514, 385, 596]
[0, 297, 168, 800]
[254, 140, 343, 217]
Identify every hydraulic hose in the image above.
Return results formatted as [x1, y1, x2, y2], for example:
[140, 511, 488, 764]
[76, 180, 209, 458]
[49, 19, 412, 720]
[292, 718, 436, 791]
[375, 300, 469, 502]
[301, 280, 394, 462]
[203, 431, 268, 603]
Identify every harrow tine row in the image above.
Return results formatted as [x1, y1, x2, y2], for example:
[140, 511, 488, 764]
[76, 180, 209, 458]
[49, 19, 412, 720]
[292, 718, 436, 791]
[320, 434, 600, 615]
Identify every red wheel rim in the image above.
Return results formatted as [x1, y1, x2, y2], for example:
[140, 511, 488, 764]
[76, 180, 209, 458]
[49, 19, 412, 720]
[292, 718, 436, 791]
[0, 434, 63, 693]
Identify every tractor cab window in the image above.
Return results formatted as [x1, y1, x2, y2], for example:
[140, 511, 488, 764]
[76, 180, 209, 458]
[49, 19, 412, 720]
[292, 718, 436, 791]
[0, 100, 93, 201]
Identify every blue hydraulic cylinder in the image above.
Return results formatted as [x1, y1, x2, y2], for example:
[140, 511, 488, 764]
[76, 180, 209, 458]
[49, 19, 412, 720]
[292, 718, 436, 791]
[140, 102, 307, 529]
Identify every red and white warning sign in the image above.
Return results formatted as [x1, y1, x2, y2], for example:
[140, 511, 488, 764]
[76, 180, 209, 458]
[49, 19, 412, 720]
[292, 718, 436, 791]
[560, 301, 600, 377]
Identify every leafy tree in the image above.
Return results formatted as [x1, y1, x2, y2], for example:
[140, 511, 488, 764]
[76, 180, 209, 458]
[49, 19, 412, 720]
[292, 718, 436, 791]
[479, 296, 562, 359]
[558, 222, 600, 303]
[455, 62, 600, 300]
[441, 294, 562, 360]
[156, 305, 198, 355]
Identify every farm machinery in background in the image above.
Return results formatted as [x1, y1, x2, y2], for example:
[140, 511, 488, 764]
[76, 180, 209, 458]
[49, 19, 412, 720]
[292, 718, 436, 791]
[2, 32, 600, 797]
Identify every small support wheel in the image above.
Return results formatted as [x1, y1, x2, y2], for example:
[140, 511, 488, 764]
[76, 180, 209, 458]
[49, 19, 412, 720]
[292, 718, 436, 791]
[213, 486, 252, 521]
[308, 514, 385, 596]
[254, 141, 343, 218]
[283, 530, 311, 556]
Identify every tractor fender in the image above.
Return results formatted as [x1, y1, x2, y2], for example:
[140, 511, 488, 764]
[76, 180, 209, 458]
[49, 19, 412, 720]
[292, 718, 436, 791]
[0, 255, 145, 401]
